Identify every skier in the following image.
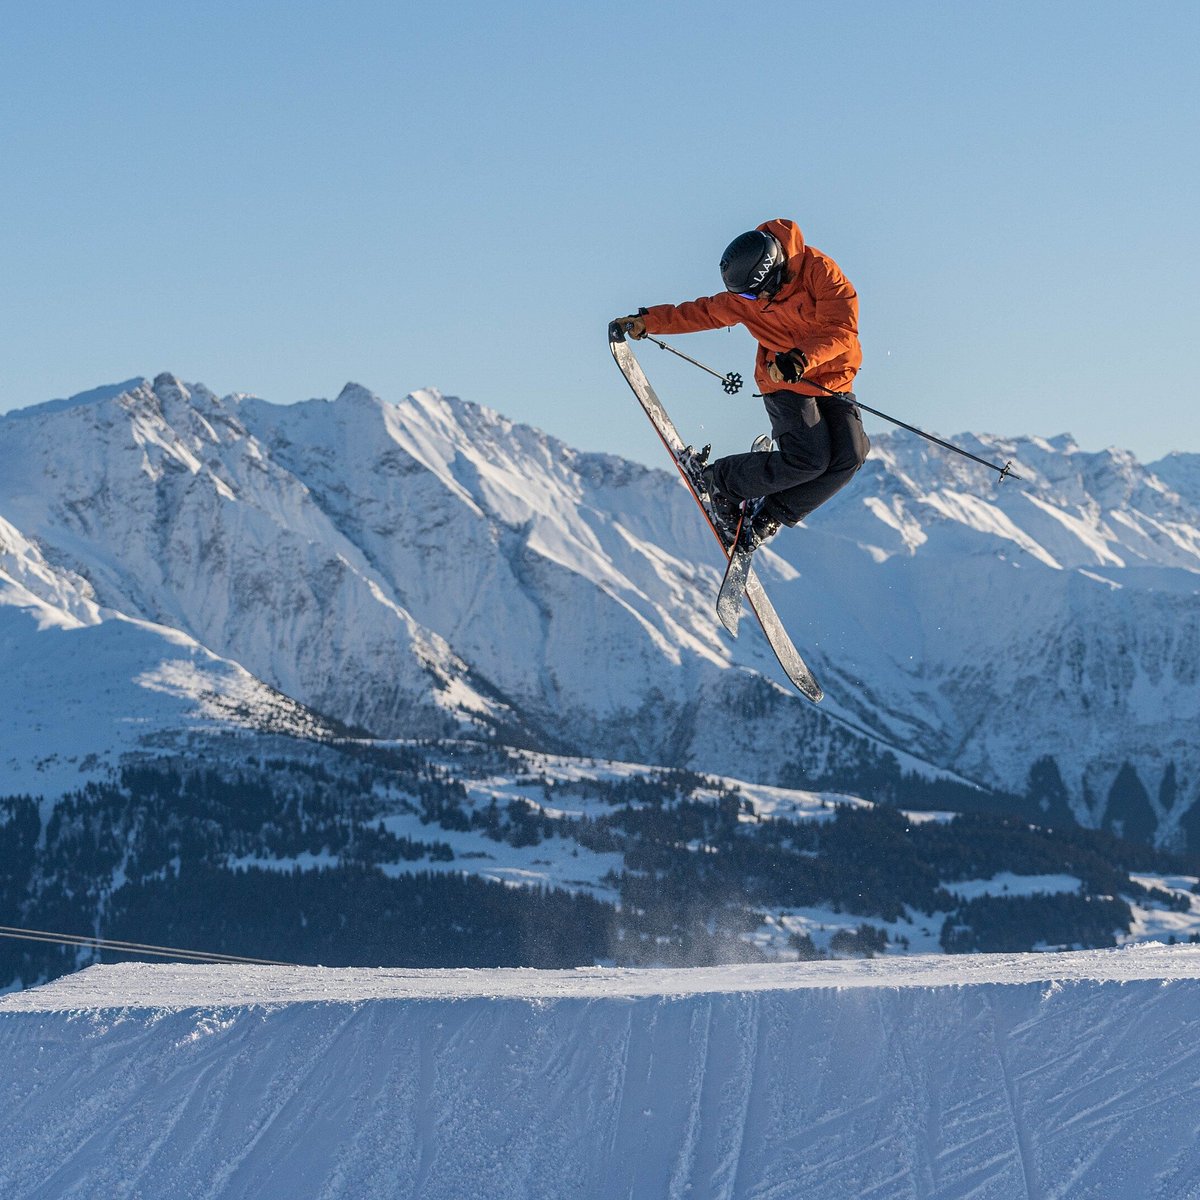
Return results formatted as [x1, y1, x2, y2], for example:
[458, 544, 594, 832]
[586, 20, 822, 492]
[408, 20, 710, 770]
[616, 218, 869, 548]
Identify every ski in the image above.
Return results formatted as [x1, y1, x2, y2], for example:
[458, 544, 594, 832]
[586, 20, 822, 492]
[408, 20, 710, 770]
[608, 322, 823, 703]
[717, 439, 774, 636]
[715, 502, 759, 638]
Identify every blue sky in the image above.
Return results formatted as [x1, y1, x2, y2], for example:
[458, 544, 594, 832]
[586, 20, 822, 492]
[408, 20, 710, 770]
[1, 2, 1197, 470]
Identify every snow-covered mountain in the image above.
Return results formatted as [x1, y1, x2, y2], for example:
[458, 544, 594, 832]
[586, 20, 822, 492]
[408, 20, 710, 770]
[0, 373, 868, 789]
[0, 511, 334, 796]
[2, 372, 1199, 842]
[803, 428, 1200, 840]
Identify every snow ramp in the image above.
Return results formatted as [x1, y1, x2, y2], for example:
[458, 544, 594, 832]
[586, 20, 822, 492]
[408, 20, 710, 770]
[2, 945, 1199, 1199]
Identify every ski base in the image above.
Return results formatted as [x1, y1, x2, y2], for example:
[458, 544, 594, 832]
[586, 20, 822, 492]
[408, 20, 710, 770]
[716, 523, 755, 637]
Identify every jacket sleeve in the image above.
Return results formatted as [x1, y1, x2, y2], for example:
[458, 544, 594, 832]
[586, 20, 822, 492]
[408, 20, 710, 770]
[642, 293, 745, 335]
[794, 257, 859, 373]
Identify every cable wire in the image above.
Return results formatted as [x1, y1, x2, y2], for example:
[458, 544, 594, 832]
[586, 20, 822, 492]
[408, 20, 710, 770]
[0, 923, 294, 967]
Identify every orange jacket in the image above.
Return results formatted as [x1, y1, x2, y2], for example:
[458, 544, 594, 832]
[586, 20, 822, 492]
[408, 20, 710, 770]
[642, 218, 861, 397]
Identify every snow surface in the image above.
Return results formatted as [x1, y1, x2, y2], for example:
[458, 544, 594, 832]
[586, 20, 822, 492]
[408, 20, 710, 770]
[2, 945, 1200, 1198]
[943, 872, 1082, 901]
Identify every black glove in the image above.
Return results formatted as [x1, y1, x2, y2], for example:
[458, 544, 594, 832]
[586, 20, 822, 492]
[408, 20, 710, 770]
[772, 349, 808, 384]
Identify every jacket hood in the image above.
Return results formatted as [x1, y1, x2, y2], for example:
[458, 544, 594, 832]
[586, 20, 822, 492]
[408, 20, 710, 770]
[756, 219, 807, 300]
[757, 218, 806, 262]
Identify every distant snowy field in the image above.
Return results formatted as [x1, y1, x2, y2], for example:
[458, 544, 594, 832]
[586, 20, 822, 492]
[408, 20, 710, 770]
[223, 744, 1200, 958]
[2, 946, 1199, 1198]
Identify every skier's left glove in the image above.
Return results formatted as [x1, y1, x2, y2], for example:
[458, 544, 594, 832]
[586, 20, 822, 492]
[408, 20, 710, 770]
[614, 311, 648, 339]
[767, 350, 808, 385]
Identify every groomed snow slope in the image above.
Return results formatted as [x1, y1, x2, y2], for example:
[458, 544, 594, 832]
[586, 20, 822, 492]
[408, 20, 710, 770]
[3, 947, 1200, 1199]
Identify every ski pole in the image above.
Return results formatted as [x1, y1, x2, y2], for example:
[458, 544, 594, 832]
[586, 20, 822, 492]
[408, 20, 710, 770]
[615, 323, 1019, 482]
[853, 399, 1019, 481]
[638, 331, 744, 396]
[798, 375, 1021, 482]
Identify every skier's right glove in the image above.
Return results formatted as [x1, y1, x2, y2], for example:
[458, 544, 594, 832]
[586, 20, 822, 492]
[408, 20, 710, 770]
[770, 349, 808, 384]
[615, 313, 647, 339]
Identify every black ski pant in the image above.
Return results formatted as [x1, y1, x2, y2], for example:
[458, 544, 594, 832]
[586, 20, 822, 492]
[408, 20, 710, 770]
[707, 390, 870, 525]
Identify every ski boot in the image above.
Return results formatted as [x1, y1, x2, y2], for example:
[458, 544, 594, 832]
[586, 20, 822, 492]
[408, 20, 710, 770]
[681, 445, 740, 540]
[742, 436, 780, 547]
[699, 464, 745, 542]
[742, 505, 781, 551]
[677, 443, 711, 493]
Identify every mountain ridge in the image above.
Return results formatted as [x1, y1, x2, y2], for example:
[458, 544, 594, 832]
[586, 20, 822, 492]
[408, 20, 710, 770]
[3, 371, 1199, 844]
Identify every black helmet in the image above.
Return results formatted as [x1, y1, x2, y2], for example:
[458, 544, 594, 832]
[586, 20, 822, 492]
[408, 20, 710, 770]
[720, 230, 786, 297]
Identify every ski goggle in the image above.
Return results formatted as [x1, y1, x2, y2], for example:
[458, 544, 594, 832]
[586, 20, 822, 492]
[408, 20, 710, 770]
[733, 261, 785, 301]
[737, 273, 783, 301]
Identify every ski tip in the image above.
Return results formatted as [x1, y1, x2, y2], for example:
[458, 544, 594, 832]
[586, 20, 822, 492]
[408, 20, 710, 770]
[716, 596, 742, 638]
[778, 667, 823, 703]
[781, 662, 823, 703]
[715, 585, 744, 643]
[608, 320, 626, 344]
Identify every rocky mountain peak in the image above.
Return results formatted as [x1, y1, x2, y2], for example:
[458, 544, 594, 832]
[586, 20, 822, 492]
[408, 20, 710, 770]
[333, 382, 382, 408]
